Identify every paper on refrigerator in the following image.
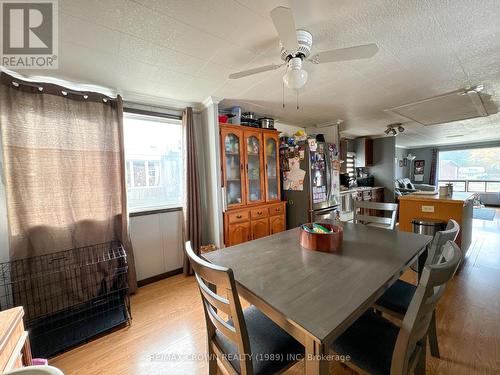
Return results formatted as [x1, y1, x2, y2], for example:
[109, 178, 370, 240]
[284, 156, 306, 191]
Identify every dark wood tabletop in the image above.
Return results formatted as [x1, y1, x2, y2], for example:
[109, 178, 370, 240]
[203, 223, 432, 344]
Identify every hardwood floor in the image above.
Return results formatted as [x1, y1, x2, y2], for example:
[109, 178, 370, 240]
[51, 208, 500, 374]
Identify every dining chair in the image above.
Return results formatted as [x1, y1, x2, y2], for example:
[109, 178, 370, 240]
[184, 242, 304, 375]
[353, 201, 399, 230]
[374, 219, 460, 358]
[331, 240, 462, 375]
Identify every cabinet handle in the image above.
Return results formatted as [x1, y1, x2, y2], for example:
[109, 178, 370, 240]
[257, 211, 262, 215]
[236, 215, 242, 219]
[240, 163, 244, 170]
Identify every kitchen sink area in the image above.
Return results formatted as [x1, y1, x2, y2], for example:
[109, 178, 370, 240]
[339, 186, 385, 222]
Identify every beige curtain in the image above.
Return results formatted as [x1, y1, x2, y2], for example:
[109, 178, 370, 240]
[182, 107, 202, 275]
[0, 72, 137, 293]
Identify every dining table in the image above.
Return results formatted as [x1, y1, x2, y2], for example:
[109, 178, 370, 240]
[203, 222, 433, 374]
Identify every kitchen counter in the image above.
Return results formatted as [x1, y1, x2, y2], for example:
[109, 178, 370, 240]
[339, 187, 385, 222]
[398, 191, 474, 254]
[340, 186, 384, 194]
[398, 191, 475, 204]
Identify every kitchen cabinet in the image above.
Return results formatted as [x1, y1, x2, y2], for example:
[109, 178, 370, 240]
[270, 215, 286, 235]
[227, 222, 251, 246]
[221, 126, 246, 208]
[224, 202, 286, 247]
[251, 218, 270, 239]
[221, 124, 286, 247]
[263, 131, 281, 203]
[355, 137, 373, 167]
[244, 130, 265, 205]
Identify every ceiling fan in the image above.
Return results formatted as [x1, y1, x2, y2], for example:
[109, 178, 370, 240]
[229, 6, 379, 90]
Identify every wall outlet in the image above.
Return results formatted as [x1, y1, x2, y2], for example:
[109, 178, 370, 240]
[421, 205, 435, 213]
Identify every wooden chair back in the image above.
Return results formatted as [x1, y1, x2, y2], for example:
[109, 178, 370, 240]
[391, 241, 462, 374]
[353, 201, 398, 230]
[185, 241, 253, 375]
[426, 219, 460, 266]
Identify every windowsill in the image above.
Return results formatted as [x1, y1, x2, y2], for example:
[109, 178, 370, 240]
[129, 206, 182, 217]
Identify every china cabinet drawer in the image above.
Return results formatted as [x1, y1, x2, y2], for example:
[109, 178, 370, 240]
[250, 207, 269, 219]
[269, 203, 285, 216]
[228, 210, 250, 223]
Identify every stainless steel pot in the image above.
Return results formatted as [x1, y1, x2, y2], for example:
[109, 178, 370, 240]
[259, 117, 274, 129]
[242, 112, 256, 120]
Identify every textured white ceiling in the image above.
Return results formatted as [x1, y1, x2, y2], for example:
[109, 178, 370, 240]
[18, 0, 500, 147]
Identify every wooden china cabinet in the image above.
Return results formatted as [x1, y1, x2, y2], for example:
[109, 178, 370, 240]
[220, 123, 286, 247]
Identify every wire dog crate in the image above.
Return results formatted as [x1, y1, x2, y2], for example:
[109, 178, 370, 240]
[0, 241, 131, 358]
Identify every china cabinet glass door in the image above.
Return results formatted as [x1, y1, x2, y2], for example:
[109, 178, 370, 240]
[246, 133, 264, 203]
[223, 131, 244, 207]
[265, 135, 280, 202]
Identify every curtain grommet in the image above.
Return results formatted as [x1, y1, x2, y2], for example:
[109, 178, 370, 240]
[12, 81, 19, 87]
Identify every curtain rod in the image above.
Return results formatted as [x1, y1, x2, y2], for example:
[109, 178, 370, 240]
[124, 107, 182, 120]
[7, 78, 116, 102]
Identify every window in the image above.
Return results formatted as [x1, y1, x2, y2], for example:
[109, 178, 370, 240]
[438, 147, 500, 193]
[124, 112, 183, 212]
[346, 152, 356, 185]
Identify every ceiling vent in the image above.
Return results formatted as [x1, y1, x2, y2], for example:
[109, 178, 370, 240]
[385, 86, 492, 126]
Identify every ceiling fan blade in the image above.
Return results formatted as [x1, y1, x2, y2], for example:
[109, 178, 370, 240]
[270, 6, 298, 52]
[228, 63, 283, 79]
[311, 43, 379, 64]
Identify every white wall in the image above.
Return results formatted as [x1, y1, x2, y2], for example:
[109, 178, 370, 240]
[200, 98, 224, 248]
[304, 125, 339, 145]
[370, 137, 396, 202]
[274, 122, 304, 136]
[275, 122, 339, 145]
[0, 141, 9, 263]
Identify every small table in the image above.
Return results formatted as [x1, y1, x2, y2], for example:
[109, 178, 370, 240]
[203, 223, 432, 374]
[0, 307, 32, 372]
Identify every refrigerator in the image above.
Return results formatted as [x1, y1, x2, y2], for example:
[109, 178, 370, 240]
[282, 139, 341, 228]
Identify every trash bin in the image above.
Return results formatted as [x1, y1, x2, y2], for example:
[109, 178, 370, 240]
[411, 218, 446, 236]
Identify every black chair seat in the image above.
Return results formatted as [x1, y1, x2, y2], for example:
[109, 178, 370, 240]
[331, 310, 400, 375]
[376, 279, 416, 315]
[215, 306, 304, 375]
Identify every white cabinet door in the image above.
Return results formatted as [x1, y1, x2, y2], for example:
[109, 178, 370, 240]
[130, 210, 184, 282]
[130, 214, 164, 281]
[159, 211, 184, 272]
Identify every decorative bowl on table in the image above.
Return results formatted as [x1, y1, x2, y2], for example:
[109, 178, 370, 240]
[299, 223, 343, 253]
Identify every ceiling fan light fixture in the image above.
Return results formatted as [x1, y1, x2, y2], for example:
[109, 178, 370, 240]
[283, 57, 308, 89]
